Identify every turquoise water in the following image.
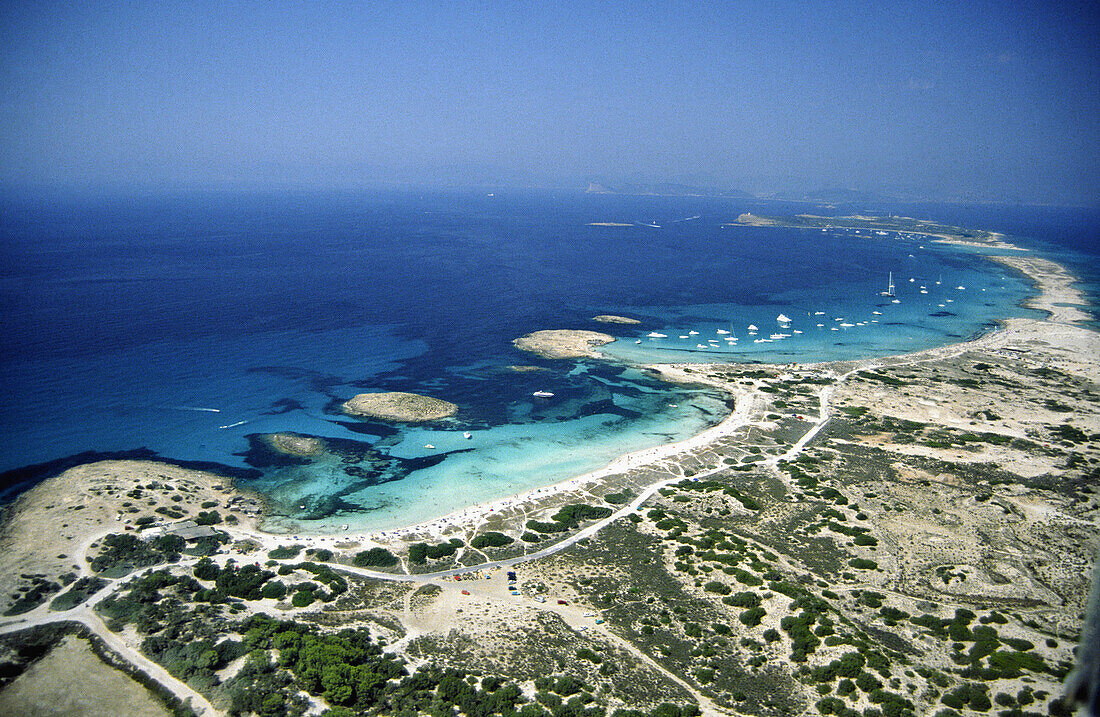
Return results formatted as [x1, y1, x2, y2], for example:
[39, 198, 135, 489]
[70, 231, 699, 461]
[602, 230, 1041, 364]
[0, 189, 1086, 532]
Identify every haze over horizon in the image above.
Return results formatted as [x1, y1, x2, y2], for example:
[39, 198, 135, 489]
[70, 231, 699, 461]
[1, 1, 1098, 206]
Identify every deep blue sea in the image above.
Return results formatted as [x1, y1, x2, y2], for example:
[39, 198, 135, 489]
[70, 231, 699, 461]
[1, 189, 1096, 531]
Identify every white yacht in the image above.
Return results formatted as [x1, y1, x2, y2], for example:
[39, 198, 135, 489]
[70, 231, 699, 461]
[880, 272, 896, 297]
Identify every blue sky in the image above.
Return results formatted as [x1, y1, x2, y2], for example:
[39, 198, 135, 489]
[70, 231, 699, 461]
[1, 1, 1097, 204]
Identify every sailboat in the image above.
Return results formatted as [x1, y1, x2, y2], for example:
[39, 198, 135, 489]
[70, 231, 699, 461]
[880, 272, 896, 297]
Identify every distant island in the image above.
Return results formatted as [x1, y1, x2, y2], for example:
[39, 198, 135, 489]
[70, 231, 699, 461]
[586, 181, 754, 198]
[732, 212, 1018, 249]
[592, 314, 642, 325]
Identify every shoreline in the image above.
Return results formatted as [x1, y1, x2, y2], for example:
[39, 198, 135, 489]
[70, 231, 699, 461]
[1, 222, 1096, 715]
[1, 235, 1094, 553]
[343, 241, 1095, 547]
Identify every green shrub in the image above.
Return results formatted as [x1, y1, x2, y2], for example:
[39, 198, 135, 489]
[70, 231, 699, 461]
[353, 548, 398, 568]
[194, 510, 222, 526]
[986, 650, 1045, 678]
[724, 591, 761, 608]
[856, 672, 882, 693]
[261, 580, 287, 600]
[604, 490, 633, 505]
[291, 589, 315, 607]
[740, 607, 766, 627]
[837, 652, 866, 679]
[575, 648, 602, 664]
[268, 544, 303, 560]
[471, 532, 514, 549]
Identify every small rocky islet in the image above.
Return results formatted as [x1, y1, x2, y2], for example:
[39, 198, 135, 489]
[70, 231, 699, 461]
[342, 391, 459, 422]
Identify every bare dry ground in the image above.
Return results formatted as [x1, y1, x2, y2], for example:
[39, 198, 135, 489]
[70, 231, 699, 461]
[0, 460, 261, 616]
[0, 635, 170, 717]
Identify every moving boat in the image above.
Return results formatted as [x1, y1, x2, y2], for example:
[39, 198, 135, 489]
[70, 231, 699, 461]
[532, 391, 554, 398]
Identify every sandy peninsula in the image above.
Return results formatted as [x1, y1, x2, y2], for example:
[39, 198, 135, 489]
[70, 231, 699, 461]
[990, 254, 1093, 323]
[731, 212, 778, 226]
[342, 391, 458, 422]
[513, 329, 617, 359]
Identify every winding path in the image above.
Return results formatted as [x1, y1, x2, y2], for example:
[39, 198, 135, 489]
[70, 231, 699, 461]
[0, 578, 216, 716]
[0, 342, 990, 717]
